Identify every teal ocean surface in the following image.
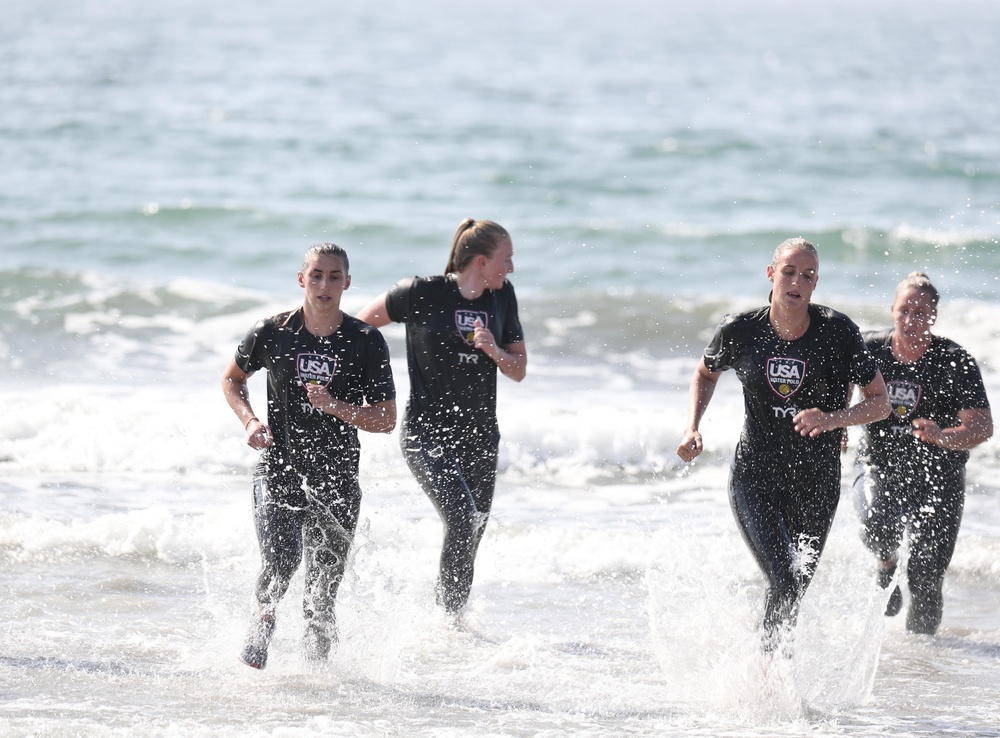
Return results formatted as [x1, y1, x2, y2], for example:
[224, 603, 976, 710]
[2, 1, 999, 735]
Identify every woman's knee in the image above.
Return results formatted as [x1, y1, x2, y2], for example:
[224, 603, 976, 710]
[264, 550, 301, 583]
[442, 514, 480, 551]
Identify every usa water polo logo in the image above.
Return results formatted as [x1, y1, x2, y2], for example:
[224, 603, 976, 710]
[766, 357, 806, 399]
[455, 310, 489, 346]
[296, 352, 338, 386]
[887, 380, 921, 419]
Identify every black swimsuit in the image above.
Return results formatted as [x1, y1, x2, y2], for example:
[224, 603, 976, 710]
[703, 304, 878, 647]
[853, 330, 990, 634]
[234, 309, 395, 628]
[385, 275, 524, 612]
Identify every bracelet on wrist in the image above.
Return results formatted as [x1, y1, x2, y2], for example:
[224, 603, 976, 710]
[244, 416, 259, 429]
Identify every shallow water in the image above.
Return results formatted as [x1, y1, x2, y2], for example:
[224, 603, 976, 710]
[3, 0, 1000, 735]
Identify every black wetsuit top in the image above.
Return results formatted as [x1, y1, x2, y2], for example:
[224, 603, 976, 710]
[234, 307, 396, 479]
[857, 330, 990, 474]
[385, 275, 524, 430]
[705, 304, 880, 463]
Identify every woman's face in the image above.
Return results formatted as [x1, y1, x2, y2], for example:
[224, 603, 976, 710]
[892, 286, 936, 344]
[767, 246, 818, 311]
[298, 253, 350, 312]
[480, 237, 514, 290]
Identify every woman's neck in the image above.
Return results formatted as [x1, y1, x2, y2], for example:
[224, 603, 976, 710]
[453, 270, 486, 300]
[303, 306, 343, 337]
[891, 331, 931, 363]
[769, 304, 810, 341]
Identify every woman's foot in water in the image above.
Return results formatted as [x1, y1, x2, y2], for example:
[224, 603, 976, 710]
[240, 615, 276, 669]
[876, 558, 902, 617]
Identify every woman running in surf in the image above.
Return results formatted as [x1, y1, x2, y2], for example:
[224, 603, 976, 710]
[853, 271, 992, 635]
[357, 218, 527, 617]
[676, 237, 890, 652]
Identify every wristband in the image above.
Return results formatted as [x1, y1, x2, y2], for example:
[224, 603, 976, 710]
[244, 416, 259, 430]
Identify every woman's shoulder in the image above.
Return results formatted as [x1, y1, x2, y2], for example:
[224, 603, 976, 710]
[392, 274, 450, 293]
[719, 305, 768, 330]
[930, 334, 976, 362]
[862, 327, 893, 348]
[809, 303, 865, 335]
[342, 311, 379, 333]
[386, 275, 444, 305]
[342, 313, 389, 344]
[260, 307, 302, 331]
[809, 303, 851, 322]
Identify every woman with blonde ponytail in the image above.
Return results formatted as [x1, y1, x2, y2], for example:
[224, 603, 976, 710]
[358, 218, 527, 616]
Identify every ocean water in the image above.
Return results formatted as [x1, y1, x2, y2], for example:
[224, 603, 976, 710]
[2, 0, 1000, 735]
